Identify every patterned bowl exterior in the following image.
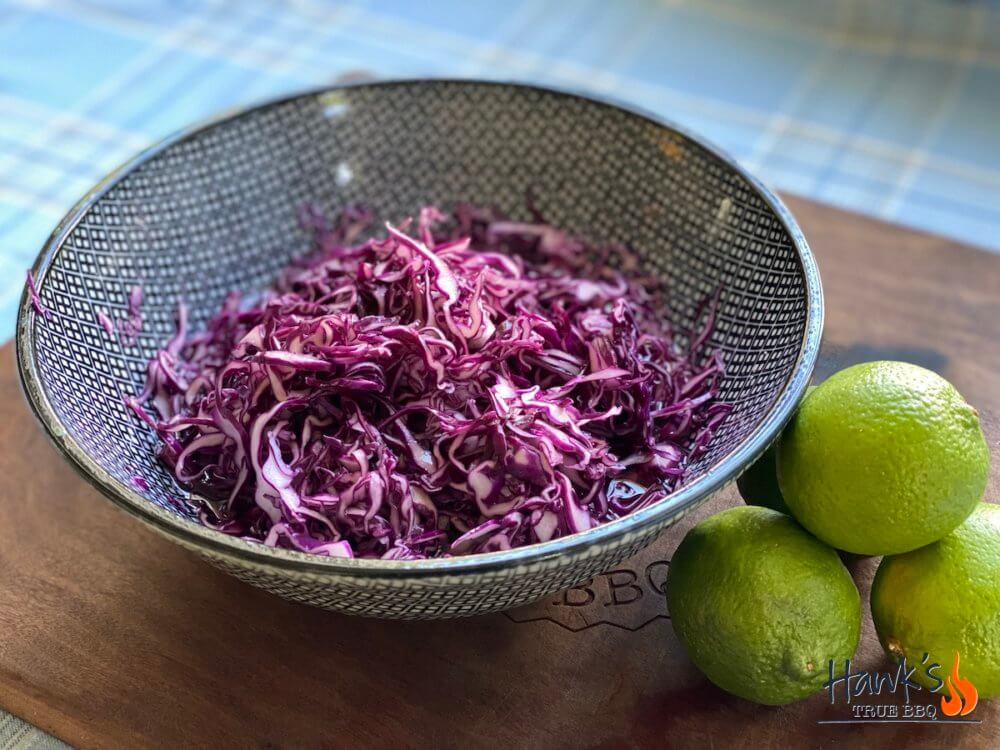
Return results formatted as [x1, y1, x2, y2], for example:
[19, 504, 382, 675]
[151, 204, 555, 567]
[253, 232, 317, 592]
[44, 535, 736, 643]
[16, 80, 822, 619]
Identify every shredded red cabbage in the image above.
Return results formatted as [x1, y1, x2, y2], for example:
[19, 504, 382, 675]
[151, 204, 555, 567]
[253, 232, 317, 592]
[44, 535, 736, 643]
[26, 270, 51, 321]
[116, 285, 144, 343]
[130, 206, 730, 559]
[96, 285, 144, 341]
[97, 310, 116, 337]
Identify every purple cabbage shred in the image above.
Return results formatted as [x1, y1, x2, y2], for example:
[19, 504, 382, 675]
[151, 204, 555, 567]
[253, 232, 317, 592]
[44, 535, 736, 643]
[97, 311, 116, 337]
[118, 285, 144, 343]
[131, 206, 730, 559]
[97, 285, 144, 342]
[26, 270, 51, 321]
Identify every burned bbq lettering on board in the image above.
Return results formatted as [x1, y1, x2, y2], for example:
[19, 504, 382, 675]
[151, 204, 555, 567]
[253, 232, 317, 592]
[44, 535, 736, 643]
[505, 557, 672, 631]
[554, 579, 597, 607]
[604, 569, 643, 606]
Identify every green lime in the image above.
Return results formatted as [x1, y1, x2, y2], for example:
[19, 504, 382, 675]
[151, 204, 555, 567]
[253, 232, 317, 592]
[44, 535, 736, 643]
[777, 361, 988, 555]
[872, 502, 1000, 699]
[666, 506, 861, 705]
[737, 385, 817, 515]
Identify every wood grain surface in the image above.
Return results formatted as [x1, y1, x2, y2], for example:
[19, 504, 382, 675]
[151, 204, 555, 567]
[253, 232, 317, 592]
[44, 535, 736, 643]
[1, 196, 998, 749]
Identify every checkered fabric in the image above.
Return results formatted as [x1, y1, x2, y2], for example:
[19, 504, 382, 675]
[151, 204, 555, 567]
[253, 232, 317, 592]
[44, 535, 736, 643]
[0, 713, 68, 750]
[1, 0, 998, 745]
[2, 0, 1000, 345]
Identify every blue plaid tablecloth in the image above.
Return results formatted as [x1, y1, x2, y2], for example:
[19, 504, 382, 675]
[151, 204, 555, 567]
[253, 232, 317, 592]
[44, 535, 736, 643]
[2, 0, 1000, 345]
[1, 0, 999, 745]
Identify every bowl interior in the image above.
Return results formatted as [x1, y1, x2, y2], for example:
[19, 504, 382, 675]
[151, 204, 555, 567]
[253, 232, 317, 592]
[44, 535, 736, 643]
[20, 81, 814, 543]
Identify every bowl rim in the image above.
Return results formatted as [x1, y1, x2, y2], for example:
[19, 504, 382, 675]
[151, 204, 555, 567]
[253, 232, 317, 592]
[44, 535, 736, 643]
[15, 77, 823, 578]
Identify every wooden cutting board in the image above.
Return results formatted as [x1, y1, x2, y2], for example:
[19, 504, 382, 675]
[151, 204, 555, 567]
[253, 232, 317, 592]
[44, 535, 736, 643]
[1, 196, 998, 749]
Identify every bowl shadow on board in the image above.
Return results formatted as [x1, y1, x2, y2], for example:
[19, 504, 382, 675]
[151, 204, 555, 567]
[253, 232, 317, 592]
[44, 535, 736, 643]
[99, 536, 701, 746]
[112, 531, 521, 664]
[814, 342, 948, 381]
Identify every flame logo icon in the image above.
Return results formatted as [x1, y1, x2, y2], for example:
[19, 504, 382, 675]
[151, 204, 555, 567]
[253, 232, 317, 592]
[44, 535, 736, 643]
[940, 652, 978, 717]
